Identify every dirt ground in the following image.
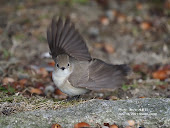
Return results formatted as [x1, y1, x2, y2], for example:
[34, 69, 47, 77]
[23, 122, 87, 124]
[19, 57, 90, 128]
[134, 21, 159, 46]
[0, 0, 170, 102]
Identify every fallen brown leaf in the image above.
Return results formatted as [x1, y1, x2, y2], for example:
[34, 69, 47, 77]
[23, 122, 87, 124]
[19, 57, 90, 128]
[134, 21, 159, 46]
[12, 81, 25, 89]
[164, 0, 170, 9]
[159, 85, 167, 90]
[139, 96, 145, 98]
[36, 82, 45, 90]
[94, 43, 104, 49]
[152, 70, 168, 80]
[38, 67, 49, 77]
[132, 64, 148, 74]
[110, 124, 118, 128]
[29, 88, 43, 95]
[103, 43, 115, 54]
[140, 21, 152, 30]
[2, 77, 15, 85]
[19, 79, 28, 85]
[51, 123, 61, 128]
[112, 10, 118, 17]
[94, 42, 115, 54]
[136, 3, 143, 10]
[117, 14, 126, 23]
[55, 89, 65, 96]
[127, 120, 135, 126]
[74, 122, 90, 128]
[109, 96, 118, 100]
[48, 61, 55, 67]
[100, 16, 110, 26]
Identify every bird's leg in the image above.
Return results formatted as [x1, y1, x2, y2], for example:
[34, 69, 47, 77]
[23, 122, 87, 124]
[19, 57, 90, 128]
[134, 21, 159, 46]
[66, 95, 81, 101]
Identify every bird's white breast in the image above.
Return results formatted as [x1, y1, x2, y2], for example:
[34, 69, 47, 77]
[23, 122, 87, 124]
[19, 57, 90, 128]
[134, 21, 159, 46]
[52, 68, 89, 96]
[52, 69, 71, 87]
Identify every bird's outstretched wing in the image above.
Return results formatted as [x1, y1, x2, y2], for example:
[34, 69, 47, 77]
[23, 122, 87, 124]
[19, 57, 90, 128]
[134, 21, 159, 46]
[73, 59, 131, 91]
[47, 17, 91, 61]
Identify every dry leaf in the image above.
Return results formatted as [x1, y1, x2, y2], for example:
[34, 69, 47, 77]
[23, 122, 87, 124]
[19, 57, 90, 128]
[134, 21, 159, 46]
[103, 43, 115, 54]
[55, 89, 67, 99]
[100, 16, 110, 26]
[19, 79, 28, 85]
[12, 81, 25, 89]
[2, 77, 15, 85]
[152, 70, 167, 80]
[48, 61, 55, 67]
[127, 120, 135, 126]
[94, 43, 115, 54]
[51, 123, 61, 128]
[117, 14, 126, 23]
[152, 65, 170, 80]
[159, 85, 167, 90]
[133, 64, 148, 73]
[29, 88, 43, 95]
[38, 68, 49, 77]
[139, 96, 145, 98]
[112, 10, 118, 17]
[110, 124, 118, 128]
[55, 89, 65, 96]
[140, 22, 152, 30]
[164, 0, 170, 9]
[74, 122, 90, 128]
[136, 3, 143, 10]
[109, 96, 118, 100]
[94, 43, 104, 49]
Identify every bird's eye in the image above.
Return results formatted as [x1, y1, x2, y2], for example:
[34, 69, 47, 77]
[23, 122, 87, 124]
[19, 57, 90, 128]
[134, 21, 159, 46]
[56, 64, 59, 67]
[67, 63, 70, 67]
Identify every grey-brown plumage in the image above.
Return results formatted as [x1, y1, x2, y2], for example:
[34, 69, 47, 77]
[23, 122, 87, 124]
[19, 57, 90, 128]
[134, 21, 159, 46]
[47, 17, 91, 61]
[47, 17, 131, 96]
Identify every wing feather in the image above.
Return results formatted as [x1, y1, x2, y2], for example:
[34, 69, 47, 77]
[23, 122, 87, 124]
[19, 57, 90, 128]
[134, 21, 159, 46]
[74, 59, 131, 91]
[47, 17, 91, 61]
[55, 17, 63, 48]
[68, 59, 89, 86]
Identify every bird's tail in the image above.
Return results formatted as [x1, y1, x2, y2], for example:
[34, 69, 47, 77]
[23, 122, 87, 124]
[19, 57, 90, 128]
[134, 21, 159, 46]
[113, 64, 131, 76]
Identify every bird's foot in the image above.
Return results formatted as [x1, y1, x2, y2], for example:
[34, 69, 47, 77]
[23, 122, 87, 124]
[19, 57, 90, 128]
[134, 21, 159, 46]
[66, 95, 81, 102]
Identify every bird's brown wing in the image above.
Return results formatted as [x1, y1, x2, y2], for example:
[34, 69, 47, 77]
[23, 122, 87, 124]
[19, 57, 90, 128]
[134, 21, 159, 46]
[68, 60, 89, 86]
[73, 59, 131, 91]
[47, 17, 91, 61]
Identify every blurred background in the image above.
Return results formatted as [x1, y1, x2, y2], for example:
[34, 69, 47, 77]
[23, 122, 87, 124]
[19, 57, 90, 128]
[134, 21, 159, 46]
[0, 0, 169, 100]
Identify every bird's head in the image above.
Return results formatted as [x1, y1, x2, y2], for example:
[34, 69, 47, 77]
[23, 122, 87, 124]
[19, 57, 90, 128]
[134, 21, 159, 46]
[54, 54, 73, 75]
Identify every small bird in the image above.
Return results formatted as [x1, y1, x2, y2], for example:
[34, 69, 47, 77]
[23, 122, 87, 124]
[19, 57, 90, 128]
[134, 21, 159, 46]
[47, 17, 130, 96]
